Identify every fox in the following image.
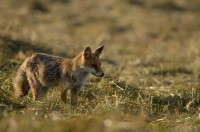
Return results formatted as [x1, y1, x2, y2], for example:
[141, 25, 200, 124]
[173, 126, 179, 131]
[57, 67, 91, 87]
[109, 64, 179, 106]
[13, 45, 104, 105]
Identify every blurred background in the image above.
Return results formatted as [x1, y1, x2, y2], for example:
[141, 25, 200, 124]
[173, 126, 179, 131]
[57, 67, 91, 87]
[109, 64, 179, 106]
[1, 0, 200, 79]
[1, 0, 200, 83]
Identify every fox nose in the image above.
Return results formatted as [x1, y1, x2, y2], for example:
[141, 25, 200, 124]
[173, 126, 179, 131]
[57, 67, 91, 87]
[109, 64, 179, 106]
[101, 73, 104, 77]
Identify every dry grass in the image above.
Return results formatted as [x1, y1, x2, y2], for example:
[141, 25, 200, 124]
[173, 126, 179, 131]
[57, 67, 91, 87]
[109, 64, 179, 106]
[1, 0, 200, 131]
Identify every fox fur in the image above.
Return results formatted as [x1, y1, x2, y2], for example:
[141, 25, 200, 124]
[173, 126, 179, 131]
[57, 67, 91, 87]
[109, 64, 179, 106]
[13, 45, 104, 105]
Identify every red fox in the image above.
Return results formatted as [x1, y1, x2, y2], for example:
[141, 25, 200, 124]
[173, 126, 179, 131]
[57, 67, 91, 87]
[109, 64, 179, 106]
[13, 45, 104, 105]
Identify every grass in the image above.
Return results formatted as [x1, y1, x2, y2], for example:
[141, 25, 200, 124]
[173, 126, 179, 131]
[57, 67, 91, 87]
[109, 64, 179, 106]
[1, 0, 200, 131]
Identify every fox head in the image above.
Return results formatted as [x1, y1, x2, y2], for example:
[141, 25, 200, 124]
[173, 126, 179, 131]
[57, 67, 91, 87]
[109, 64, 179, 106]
[81, 45, 104, 77]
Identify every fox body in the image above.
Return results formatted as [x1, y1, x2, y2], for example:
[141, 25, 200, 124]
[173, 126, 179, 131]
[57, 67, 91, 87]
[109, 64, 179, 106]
[13, 46, 104, 105]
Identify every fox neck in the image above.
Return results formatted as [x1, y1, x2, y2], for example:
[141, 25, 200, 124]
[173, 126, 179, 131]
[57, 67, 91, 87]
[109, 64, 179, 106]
[72, 54, 90, 82]
[63, 53, 90, 83]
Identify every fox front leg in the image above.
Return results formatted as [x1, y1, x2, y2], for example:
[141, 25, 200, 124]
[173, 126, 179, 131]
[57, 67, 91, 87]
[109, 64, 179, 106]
[61, 86, 70, 103]
[70, 86, 81, 106]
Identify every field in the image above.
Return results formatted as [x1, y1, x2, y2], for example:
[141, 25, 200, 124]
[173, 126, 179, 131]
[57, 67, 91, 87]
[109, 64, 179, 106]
[1, 0, 200, 131]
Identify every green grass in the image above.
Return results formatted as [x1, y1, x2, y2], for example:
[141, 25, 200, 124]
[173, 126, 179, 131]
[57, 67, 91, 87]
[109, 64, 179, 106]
[1, 0, 200, 131]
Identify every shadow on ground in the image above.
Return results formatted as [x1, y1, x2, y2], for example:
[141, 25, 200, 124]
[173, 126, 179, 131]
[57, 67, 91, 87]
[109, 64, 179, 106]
[0, 34, 52, 59]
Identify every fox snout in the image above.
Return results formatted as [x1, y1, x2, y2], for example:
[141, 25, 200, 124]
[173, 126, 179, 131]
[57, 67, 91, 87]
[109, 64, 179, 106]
[92, 71, 104, 77]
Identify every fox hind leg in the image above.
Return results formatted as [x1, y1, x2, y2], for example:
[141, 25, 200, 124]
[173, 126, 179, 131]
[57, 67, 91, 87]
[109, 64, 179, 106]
[27, 77, 48, 100]
[27, 77, 38, 100]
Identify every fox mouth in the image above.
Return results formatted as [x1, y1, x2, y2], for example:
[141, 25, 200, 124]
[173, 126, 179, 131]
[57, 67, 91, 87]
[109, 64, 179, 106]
[92, 72, 104, 77]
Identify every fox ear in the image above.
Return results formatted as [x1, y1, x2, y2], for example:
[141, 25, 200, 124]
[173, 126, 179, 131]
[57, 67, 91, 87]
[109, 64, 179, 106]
[94, 45, 104, 57]
[83, 47, 92, 59]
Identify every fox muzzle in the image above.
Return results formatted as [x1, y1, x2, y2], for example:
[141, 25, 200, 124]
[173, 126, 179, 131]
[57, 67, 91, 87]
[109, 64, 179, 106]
[92, 72, 104, 77]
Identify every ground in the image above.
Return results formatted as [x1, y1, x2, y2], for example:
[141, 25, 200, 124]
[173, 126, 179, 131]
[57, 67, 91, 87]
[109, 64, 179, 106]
[0, 0, 200, 131]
